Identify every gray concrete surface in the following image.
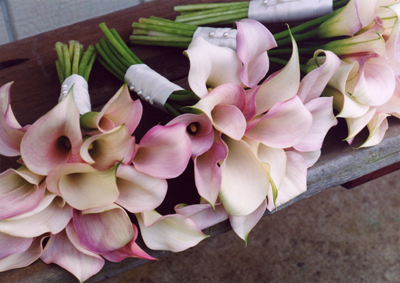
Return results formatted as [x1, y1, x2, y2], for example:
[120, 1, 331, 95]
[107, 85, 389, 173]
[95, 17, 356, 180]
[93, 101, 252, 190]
[104, 171, 400, 283]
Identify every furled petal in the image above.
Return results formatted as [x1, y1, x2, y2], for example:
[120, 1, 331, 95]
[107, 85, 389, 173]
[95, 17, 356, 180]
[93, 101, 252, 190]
[0, 192, 72, 237]
[191, 83, 247, 140]
[103, 224, 156, 262]
[236, 19, 277, 87]
[290, 149, 321, 168]
[80, 84, 142, 134]
[294, 97, 338, 152]
[229, 199, 267, 244]
[185, 36, 242, 98]
[220, 137, 270, 216]
[20, 91, 82, 175]
[254, 32, 300, 115]
[359, 112, 389, 147]
[136, 210, 208, 252]
[133, 123, 191, 179]
[0, 232, 32, 260]
[344, 107, 376, 141]
[377, 76, 400, 118]
[73, 204, 134, 254]
[0, 82, 26, 157]
[267, 151, 307, 211]
[41, 221, 105, 282]
[383, 3, 400, 71]
[175, 202, 229, 230]
[80, 124, 135, 170]
[246, 96, 313, 149]
[115, 164, 167, 213]
[46, 163, 119, 210]
[194, 132, 228, 207]
[166, 113, 214, 157]
[0, 166, 45, 220]
[0, 235, 46, 272]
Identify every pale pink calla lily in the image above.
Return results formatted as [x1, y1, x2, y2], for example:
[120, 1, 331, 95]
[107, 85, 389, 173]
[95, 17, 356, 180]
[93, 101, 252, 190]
[185, 36, 242, 98]
[73, 204, 134, 255]
[236, 19, 277, 87]
[359, 112, 389, 147]
[46, 163, 119, 211]
[133, 123, 191, 179]
[80, 124, 135, 170]
[0, 232, 33, 260]
[191, 83, 247, 140]
[115, 164, 167, 213]
[80, 84, 142, 135]
[0, 192, 72, 237]
[41, 221, 105, 282]
[0, 82, 27, 157]
[136, 210, 208, 252]
[0, 166, 45, 220]
[20, 91, 83, 175]
[344, 107, 377, 142]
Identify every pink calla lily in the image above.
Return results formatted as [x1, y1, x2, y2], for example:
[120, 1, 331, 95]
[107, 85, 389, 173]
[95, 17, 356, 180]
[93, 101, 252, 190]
[136, 210, 208, 252]
[133, 123, 191, 179]
[359, 112, 389, 147]
[0, 82, 27, 157]
[73, 204, 134, 255]
[0, 166, 45, 220]
[236, 19, 277, 87]
[46, 162, 119, 211]
[20, 91, 83, 175]
[0, 232, 33, 260]
[80, 84, 142, 135]
[41, 221, 105, 282]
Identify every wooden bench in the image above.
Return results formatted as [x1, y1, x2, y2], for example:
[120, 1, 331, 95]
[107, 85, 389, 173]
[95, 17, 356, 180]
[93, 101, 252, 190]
[1, 0, 400, 282]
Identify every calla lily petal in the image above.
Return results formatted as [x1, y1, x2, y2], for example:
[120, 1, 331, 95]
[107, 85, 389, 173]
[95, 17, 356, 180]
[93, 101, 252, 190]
[256, 143, 287, 190]
[246, 96, 313, 149]
[229, 199, 267, 244]
[0, 235, 46, 272]
[175, 202, 229, 230]
[20, 91, 82, 175]
[377, 77, 400, 118]
[0, 82, 26, 157]
[80, 84, 142, 134]
[220, 137, 270, 216]
[41, 221, 105, 282]
[73, 204, 134, 254]
[236, 19, 277, 87]
[80, 124, 135, 170]
[290, 149, 322, 168]
[0, 232, 32, 260]
[0, 166, 45, 220]
[0, 192, 72, 237]
[185, 36, 242, 98]
[115, 164, 167, 213]
[359, 113, 389, 148]
[133, 123, 191, 179]
[255, 32, 300, 115]
[136, 210, 208, 252]
[345, 107, 376, 141]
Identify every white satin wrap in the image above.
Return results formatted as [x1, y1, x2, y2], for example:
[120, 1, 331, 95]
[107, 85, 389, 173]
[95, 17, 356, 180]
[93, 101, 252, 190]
[124, 64, 184, 111]
[59, 74, 91, 115]
[248, 0, 333, 24]
[193, 27, 238, 50]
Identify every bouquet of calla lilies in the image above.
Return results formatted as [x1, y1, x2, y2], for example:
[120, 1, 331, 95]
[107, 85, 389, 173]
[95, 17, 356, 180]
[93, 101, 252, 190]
[1, 0, 400, 281]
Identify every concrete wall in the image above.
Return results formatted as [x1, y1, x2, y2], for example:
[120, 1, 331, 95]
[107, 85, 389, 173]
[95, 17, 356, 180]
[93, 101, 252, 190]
[0, 0, 151, 46]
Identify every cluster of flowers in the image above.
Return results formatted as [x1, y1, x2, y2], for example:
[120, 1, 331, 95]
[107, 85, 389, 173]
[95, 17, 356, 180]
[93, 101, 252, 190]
[1, 0, 400, 281]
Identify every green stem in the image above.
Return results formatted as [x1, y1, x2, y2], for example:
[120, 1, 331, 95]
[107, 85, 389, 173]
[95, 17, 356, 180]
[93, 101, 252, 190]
[62, 44, 71, 78]
[97, 57, 124, 81]
[72, 42, 81, 74]
[140, 17, 197, 31]
[164, 102, 181, 116]
[99, 37, 127, 73]
[174, 2, 249, 13]
[55, 60, 64, 84]
[130, 37, 190, 48]
[95, 42, 125, 78]
[176, 7, 247, 22]
[78, 45, 95, 77]
[276, 29, 319, 46]
[182, 10, 248, 26]
[333, 0, 350, 9]
[110, 28, 142, 64]
[133, 22, 195, 37]
[105, 39, 131, 69]
[85, 52, 97, 82]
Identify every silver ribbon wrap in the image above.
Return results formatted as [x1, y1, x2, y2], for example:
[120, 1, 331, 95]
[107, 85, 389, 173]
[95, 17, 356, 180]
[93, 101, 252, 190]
[124, 64, 184, 111]
[59, 74, 91, 115]
[193, 27, 238, 50]
[248, 0, 333, 24]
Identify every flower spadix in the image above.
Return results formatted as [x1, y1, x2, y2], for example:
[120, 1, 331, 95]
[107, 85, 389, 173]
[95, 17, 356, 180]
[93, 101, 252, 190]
[20, 90, 82, 176]
[185, 36, 242, 98]
[0, 82, 27, 157]
[46, 163, 119, 210]
[80, 84, 142, 135]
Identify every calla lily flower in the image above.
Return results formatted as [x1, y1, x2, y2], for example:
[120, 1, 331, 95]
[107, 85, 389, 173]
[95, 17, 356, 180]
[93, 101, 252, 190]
[236, 19, 277, 87]
[133, 123, 191, 179]
[20, 91, 83, 176]
[73, 204, 134, 255]
[46, 162, 119, 211]
[80, 84, 142, 135]
[136, 210, 209, 252]
[0, 166, 45, 220]
[0, 232, 33, 261]
[359, 112, 389, 147]
[80, 124, 135, 170]
[41, 221, 104, 282]
[185, 36, 242, 98]
[0, 82, 28, 157]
